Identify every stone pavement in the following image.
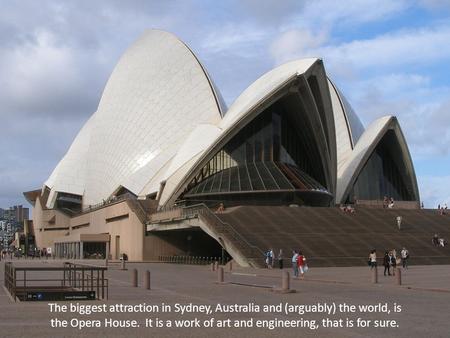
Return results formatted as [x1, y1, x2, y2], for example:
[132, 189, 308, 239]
[0, 258, 449, 338]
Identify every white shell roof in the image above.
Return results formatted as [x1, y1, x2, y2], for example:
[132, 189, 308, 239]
[335, 116, 393, 203]
[43, 30, 417, 209]
[220, 59, 318, 130]
[45, 30, 223, 207]
[158, 59, 329, 205]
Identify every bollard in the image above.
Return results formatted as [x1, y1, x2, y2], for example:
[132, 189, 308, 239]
[121, 259, 127, 270]
[211, 263, 215, 271]
[282, 270, 290, 291]
[372, 266, 378, 284]
[132, 268, 138, 287]
[217, 266, 224, 283]
[396, 268, 402, 285]
[229, 261, 233, 272]
[272, 270, 295, 293]
[144, 270, 151, 290]
[214, 261, 219, 271]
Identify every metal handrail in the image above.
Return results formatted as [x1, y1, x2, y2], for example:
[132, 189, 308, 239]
[73, 192, 136, 216]
[179, 203, 265, 258]
[3, 262, 108, 301]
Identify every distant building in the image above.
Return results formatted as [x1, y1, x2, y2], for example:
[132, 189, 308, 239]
[2, 205, 29, 223]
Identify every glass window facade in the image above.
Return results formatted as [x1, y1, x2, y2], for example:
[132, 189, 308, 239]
[348, 130, 416, 202]
[181, 94, 332, 206]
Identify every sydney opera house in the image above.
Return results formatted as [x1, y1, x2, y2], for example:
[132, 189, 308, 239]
[25, 30, 442, 267]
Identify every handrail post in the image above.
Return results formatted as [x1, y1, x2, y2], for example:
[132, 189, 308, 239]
[97, 269, 100, 297]
[102, 269, 105, 299]
[13, 268, 16, 302]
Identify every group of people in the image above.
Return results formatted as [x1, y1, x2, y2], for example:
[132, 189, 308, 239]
[432, 234, 447, 247]
[264, 248, 283, 269]
[0, 247, 51, 259]
[437, 203, 448, 215]
[339, 204, 356, 214]
[264, 249, 308, 279]
[383, 196, 395, 209]
[291, 250, 308, 278]
[216, 203, 225, 213]
[368, 247, 409, 274]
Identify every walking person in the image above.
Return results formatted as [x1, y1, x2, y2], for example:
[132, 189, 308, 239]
[292, 250, 299, 278]
[278, 249, 283, 269]
[369, 250, 377, 268]
[269, 248, 274, 268]
[265, 248, 274, 269]
[401, 247, 409, 268]
[297, 251, 307, 279]
[383, 251, 391, 276]
[390, 250, 397, 276]
[396, 216, 402, 230]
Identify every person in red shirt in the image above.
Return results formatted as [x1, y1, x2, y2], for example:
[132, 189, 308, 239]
[297, 251, 307, 278]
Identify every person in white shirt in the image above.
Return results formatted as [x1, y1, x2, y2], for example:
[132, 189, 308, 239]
[400, 247, 409, 268]
[369, 249, 377, 268]
[396, 216, 402, 230]
[292, 250, 299, 277]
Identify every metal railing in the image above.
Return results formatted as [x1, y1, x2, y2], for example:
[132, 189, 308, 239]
[158, 255, 229, 265]
[74, 192, 136, 216]
[63, 262, 109, 300]
[4, 262, 108, 302]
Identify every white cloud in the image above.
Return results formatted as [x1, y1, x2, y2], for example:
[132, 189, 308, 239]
[322, 26, 450, 69]
[200, 23, 270, 55]
[299, 0, 410, 27]
[269, 29, 328, 65]
[270, 24, 450, 74]
[418, 0, 450, 11]
[418, 175, 450, 208]
[347, 74, 450, 156]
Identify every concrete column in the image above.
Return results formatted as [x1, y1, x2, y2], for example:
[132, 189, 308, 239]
[105, 241, 110, 260]
[132, 269, 138, 287]
[282, 271, 290, 291]
[144, 270, 150, 290]
[372, 266, 378, 284]
[80, 242, 84, 260]
[217, 267, 224, 283]
[396, 268, 402, 285]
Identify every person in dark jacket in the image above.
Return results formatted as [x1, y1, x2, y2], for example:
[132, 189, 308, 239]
[383, 251, 391, 276]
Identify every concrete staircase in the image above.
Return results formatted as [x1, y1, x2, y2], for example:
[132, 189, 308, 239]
[196, 208, 264, 267]
[216, 206, 450, 267]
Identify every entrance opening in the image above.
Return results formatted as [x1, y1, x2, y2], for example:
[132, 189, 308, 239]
[147, 228, 231, 262]
[83, 242, 106, 259]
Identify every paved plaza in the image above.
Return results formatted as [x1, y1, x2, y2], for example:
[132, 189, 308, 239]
[0, 259, 449, 338]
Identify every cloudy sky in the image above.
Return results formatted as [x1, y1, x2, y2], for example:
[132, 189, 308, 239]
[1, 0, 449, 209]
